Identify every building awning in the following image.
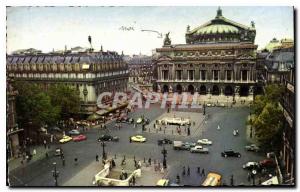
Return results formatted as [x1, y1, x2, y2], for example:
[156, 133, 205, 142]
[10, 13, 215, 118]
[261, 176, 279, 185]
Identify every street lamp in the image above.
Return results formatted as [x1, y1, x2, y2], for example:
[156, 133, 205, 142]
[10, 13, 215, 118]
[52, 162, 59, 186]
[100, 141, 107, 160]
[252, 169, 257, 186]
[161, 144, 168, 169]
[203, 102, 206, 115]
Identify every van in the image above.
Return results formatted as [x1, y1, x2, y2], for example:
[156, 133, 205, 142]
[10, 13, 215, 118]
[202, 172, 222, 186]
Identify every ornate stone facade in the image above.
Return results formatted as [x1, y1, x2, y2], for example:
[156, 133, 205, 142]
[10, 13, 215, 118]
[155, 8, 257, 100]
[6, 48, 129, 114]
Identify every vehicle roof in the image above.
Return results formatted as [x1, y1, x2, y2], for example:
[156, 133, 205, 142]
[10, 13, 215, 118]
[156, 179, 169, 186]
[202, 173, 222, 186]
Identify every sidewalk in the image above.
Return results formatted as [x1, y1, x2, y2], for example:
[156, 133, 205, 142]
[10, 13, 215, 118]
[8, 145, 52, 172]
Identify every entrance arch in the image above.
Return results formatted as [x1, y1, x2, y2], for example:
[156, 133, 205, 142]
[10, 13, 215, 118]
[176, 84, 183, 94]
[162, 84, 169, 93]
[240, 85, 249, 96]
[224, 85, 233, 96]
[187, 84, 195, 94]
[212, 85, 220, 95]
[199, 85, 207, 95]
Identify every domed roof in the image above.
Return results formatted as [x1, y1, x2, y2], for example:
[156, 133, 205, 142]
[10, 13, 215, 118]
[195, 24, 239, 35]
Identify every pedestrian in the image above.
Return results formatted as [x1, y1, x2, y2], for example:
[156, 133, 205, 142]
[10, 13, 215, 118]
[138, 160, 142, 168]
[187, 166, 190, 176]
[96, 155, 99, 162]
[60, 151, 64, 159]
[134, 160, 137, 168]
[182, 166, 186, 176]
[45, 152, 49, 158]
[62, 158, 65, 166]
[74, 158, 78, 165]
[176, 174, 180, 184]
[32, 149, 36, 156]
[247, 172, 251, 182]
[43, 140, 47, 149]
[201, 168, 205, 176]
[197, 167, 201, 174]
[230, 175, 234, 186]
[148, 158, 151, 165]
[112, 159, 116, 167]
[20, 159, 24, 165]
[187, 128, 190, 136]
[217, 125, 220, 130]
[132, 176, 136, 186]
[129, 137, 132, 143]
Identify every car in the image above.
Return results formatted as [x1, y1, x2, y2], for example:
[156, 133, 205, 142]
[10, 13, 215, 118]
[156, 179, 169, 186]
[98, 134, 119, 142]
[197, 139, 212, 145]
[68, 129, 80, 135]
[259, 159, 275, 168]
[136, 118, 143, 124]
[130, 135, 146, 143]
[73, 134, 87, 142]
[221, 150, 241, 158]
[59, 135, 73, 143]
[190, 146, 209, 154]
[245, 144, 260, 152]
[242, 162, 260, 170]
[183, 142, 196, 148]
[158, 138, 173, 145]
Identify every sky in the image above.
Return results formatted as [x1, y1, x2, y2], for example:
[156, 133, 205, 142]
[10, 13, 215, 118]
[6, 6, 294, 55]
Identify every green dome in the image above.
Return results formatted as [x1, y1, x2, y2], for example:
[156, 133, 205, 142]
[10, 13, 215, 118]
[195, 24, 239, 35]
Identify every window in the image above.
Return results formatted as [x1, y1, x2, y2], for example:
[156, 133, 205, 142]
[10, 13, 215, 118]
[226, 70, 232, 81]
[162, 70, 169, 80]
[200, 70, 206, 80]
[176, 70, 182, 80]
[242, 70, 248, 81]
[213, 70, 219, 80]
[188, 70, 194, 80]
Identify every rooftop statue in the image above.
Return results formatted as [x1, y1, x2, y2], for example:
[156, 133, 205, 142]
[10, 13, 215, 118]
[163, 32, 171, 46]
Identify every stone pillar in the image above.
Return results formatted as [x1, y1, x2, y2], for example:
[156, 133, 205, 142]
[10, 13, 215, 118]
[235, 86, 240, 97]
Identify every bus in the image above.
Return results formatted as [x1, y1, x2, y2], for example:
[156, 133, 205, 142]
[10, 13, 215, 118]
[202, 172, 222, 186]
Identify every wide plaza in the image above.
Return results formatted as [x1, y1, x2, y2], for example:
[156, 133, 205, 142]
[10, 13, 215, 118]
[8, 102, 271, 186]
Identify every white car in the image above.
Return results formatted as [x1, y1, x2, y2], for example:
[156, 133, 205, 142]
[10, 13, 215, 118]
[197, 139, 212, 145]
[243, 162, 260, 169]
[190, 145, 209, 153]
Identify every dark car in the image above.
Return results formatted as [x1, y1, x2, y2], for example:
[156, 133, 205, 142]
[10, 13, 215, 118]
[158, 138, 173, 145]
[98, 134, 119, 142]
[221, 150, 241, 158]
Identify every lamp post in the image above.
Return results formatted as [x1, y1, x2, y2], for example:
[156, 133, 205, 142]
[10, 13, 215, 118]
[52, 162, 59, 186]
[161, 144, 167, 169]
[252, 169, 257, 186]
[203, 102, 206, 115]
[100, 141, 106, 160]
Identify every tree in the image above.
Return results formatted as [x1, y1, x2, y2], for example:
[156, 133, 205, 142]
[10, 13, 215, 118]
[15, 82, 60, 137]
[253, 103, 283, 149]
[249, 84, 284, 150]
[47, 84, 81, 119]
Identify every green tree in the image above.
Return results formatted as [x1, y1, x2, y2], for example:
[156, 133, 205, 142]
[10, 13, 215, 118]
[47, 84, 81, 119]
[15, 82, 60, 135]
[248, 84, 284, 150]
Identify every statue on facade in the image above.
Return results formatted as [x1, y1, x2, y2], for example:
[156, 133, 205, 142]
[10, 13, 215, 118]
[249, 86, 253, 94]
[251, 21, 255, 28]
[186, 25, 190, 32]
[163, 32, 171, 46]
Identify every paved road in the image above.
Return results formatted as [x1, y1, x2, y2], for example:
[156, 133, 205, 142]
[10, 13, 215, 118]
[8, 104, 265, 186]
